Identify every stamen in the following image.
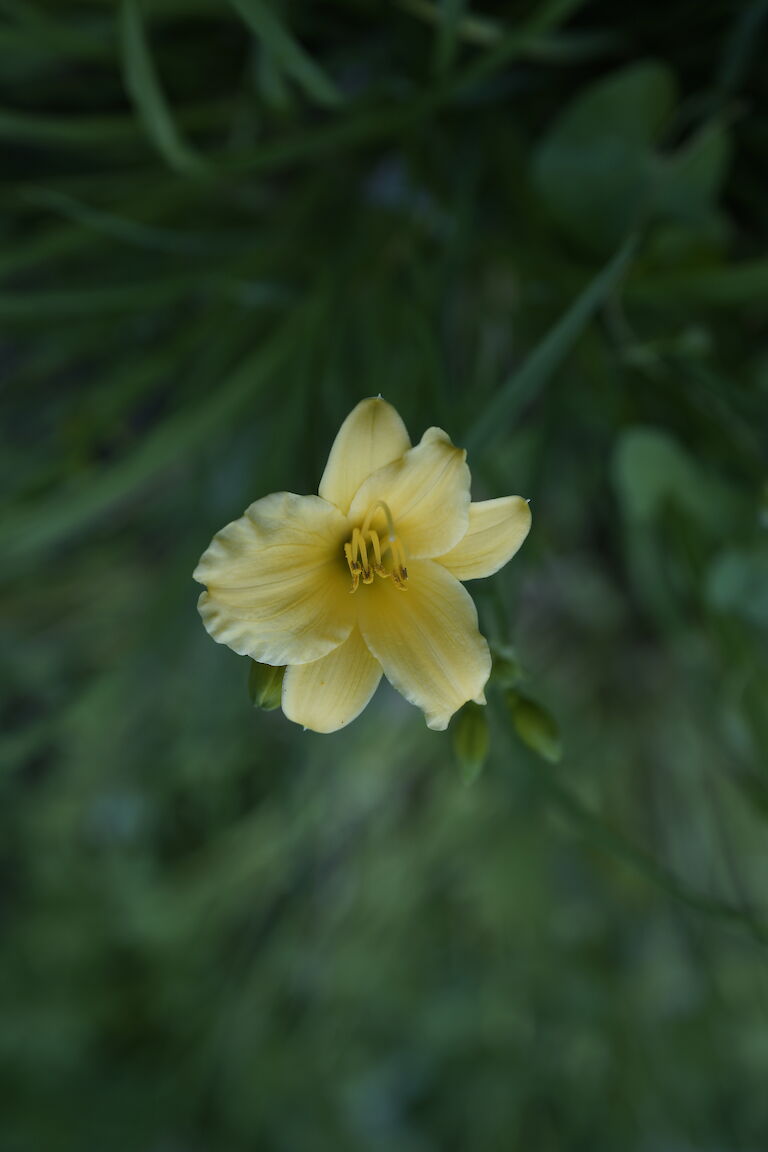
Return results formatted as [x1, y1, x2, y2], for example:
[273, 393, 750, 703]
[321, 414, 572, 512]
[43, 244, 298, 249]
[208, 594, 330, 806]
[367, 531, 382, 567]
[351, 529, 371, 584]
[366, 529, 388, 578]
[345, 503, 408, 592]
[344, 539, 362, 593]
[388, 538, 408, 590]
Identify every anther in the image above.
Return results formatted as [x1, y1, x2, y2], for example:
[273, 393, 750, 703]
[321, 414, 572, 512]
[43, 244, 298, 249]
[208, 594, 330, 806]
[345, 503, 409, 592]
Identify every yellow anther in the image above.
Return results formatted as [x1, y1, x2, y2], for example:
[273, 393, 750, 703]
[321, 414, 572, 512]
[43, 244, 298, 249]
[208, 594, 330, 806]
[344, 541, 362, 593]
[345, 503, 408, 593]
[386, 537, 408, 590]
[355, 530, 370, 581]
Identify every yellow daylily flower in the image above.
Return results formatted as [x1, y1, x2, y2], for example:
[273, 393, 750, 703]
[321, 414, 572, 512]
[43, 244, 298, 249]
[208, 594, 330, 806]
[194, 397, 531, 733]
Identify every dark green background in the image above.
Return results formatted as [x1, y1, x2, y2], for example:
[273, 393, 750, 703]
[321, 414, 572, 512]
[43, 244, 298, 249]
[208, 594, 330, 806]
[3, 1, 768, 1149]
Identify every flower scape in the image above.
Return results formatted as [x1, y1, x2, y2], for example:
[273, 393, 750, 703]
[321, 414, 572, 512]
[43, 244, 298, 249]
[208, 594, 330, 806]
[194, 398, 531, 733]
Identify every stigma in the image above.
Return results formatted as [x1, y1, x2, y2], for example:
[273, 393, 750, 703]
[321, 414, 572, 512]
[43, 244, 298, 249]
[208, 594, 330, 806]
[344, 501, 408, 593]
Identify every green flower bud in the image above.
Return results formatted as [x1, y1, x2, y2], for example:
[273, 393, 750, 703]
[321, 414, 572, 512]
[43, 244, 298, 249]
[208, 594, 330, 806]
[248, 661, 285, 711]
[491, 645, 524, 688]
[506, 691, 562, 763]
[453, 701, 490, 784]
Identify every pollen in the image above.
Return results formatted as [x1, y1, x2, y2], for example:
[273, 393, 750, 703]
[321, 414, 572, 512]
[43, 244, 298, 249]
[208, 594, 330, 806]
[344, 500, 408, 593]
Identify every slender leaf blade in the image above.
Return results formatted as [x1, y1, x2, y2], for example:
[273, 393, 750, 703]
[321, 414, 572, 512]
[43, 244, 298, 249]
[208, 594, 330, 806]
[228, 0, 341, 108]
[466, 237, 636, 450]
[120, 0, 204, 173]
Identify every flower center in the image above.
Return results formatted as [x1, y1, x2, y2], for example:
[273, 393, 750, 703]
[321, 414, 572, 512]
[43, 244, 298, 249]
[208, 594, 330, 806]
[344, 500, 408, 593]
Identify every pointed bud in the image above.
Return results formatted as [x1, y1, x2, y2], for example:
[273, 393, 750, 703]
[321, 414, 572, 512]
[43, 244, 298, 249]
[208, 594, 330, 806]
[453, 701, 490, 784]
[248, 661, 285, 711]
[506, 691, 562, 763]
[759, 480, 768, 530]
[491, 645, 524, 688]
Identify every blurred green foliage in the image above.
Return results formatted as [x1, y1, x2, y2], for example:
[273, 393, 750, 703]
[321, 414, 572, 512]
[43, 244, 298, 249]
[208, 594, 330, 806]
[2, 0, 768, 1149]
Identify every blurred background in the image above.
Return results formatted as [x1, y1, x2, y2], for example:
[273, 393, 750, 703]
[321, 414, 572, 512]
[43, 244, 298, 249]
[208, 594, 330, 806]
[3, 0, 768, 1148]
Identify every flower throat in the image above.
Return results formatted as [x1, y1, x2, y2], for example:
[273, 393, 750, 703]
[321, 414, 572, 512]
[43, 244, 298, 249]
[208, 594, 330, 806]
[344, 501, 408, 593]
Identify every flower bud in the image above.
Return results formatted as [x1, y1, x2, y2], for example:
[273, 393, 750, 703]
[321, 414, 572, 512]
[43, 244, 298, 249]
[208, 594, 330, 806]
[248, 661, 285, 711]
[506, 691, 562, 763]
[453, 701, 490, 784]
[491, 644, 523, 688]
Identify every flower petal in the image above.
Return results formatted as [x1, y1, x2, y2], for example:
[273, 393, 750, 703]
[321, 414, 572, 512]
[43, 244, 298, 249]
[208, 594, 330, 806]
[318, 396, 411, 514]
[282, 627, 382, 733]
[358, 559, 491, 731]
[348, 427, 470, 559]
[437, 496, 532, 581]
[194, 492, 353, 666]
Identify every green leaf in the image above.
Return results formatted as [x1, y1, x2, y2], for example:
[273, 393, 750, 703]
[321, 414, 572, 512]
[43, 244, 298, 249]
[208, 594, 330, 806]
[120, 0, 204, 173]
[524, 749, 768, 939]
[433, 0, 470, 73]
[0, 108, 141, 146]
[466, 236, 635, 451]
[628, 259, 768, 306]
[0, 309, 301, 565]
[730, 769, 768, 822]
[507, 692, 562, 763]
[228, 0, 341, 108]
[17, 188, 205, 254]
[248, 661, 285, 710]
[652, 120, 731, 221]
[257, 42, 293, 111]
[613, 426, 714, 524]
[532, 61, 676, 255]
[706, 547, 768, 626]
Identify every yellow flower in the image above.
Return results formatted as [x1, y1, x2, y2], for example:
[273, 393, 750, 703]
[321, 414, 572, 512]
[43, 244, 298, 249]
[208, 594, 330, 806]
[194, 398, 531, 733]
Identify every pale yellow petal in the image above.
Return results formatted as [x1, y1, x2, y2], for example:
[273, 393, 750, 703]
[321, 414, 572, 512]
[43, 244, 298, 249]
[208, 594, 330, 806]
[281, 628, 382, 733]
[358, 559, 491, 731]
[437, 496, 532, 581]
[347, 427, 470, 559]
[193, 492, 353, 666]
[318, 396, 411, 514]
